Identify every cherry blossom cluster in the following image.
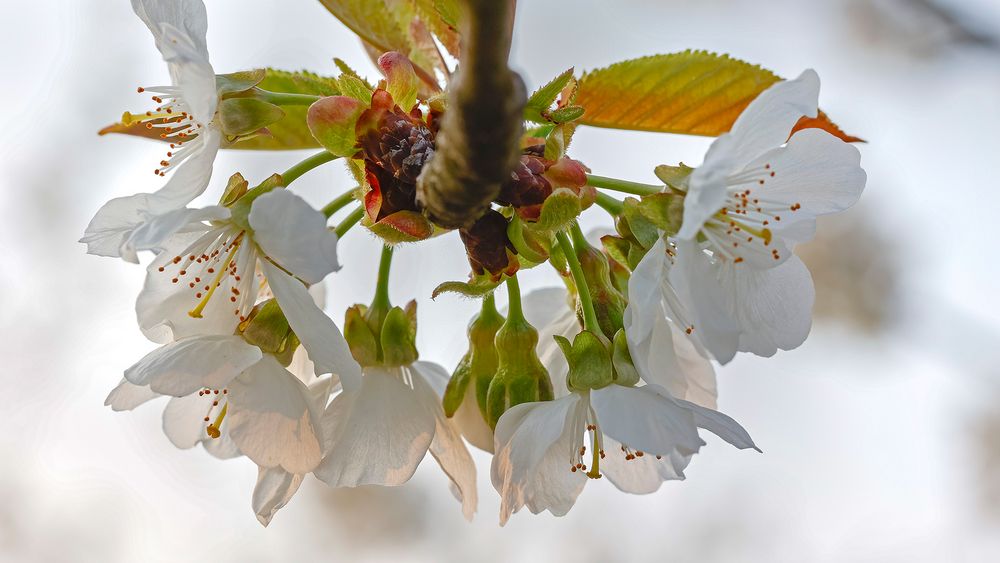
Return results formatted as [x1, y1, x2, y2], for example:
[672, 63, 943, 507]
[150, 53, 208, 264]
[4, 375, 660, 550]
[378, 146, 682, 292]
[82, 0, 866, 526]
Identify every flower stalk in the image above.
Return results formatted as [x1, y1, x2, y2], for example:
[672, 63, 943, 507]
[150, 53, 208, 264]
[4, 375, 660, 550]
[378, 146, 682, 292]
[586, 174, 661, 196]
[555, 228, 600, 334]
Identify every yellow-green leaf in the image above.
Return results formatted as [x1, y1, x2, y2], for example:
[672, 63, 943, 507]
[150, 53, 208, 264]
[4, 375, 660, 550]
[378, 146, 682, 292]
[318, 0, 446, 87]
[575, 51, 859, 142]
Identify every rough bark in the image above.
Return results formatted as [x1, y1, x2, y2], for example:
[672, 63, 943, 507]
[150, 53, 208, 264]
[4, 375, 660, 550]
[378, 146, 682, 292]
[415, 0, 526, 229]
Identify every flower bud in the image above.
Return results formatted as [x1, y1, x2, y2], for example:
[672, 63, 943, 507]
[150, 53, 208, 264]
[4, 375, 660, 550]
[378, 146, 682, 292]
[485, 315, 554, 429]
[554, 329, 614, 392]
[380, 301, 419, 367]
[575, 237, 627, 341]
[238, 299, 298, 366]
[443, 298, 505, 418]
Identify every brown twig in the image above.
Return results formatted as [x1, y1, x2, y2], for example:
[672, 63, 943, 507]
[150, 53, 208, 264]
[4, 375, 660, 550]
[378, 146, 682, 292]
[416, 0, 526, 229]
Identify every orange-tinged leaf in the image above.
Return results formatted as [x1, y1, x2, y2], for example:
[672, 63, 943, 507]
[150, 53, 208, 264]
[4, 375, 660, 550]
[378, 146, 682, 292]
[575, 51, 861, 142]
[792, 110, 864, 143]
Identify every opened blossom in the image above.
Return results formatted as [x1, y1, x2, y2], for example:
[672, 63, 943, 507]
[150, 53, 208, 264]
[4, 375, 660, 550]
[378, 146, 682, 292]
[81, 0, 222, 263]
[491, 382, 757, 525]
[629, 70, 867, 364]
[315, 361, 478, 520]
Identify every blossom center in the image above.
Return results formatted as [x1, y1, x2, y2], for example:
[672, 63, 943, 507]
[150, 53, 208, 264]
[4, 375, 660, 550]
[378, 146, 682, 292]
[124, 86, 208, 177]
[197, 387, 229, 439]
[154, 226, 258, 322]
[699, 162, 802, 264]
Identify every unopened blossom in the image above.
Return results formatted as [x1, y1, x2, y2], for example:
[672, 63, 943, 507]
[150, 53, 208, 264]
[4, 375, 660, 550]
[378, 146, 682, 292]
[630, 70, 867, 364]
[491, 383, 757, 525]
[315, 361, 478, 520]
[81, 0, 222, 263]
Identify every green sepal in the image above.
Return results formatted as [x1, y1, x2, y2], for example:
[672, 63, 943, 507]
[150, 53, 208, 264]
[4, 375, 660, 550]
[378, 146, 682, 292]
[507, 215, 550, 264]
[216, 69, 267, 97]
[607, 254, 630, 296]
[654, 163, 694, 192]
[219, 173, 249, 207]
[622, 197, 660, 250]
[611, 329, 641, 387]
[344, 304, 379, 367]
[227, 175, 284, 232]
[239, 299, 298, 366]
[218, 98, 286, 137]
[637, 192, 685, 236]
[601, 235, 632, 268]
[443, 354, 473, 417]
[558, 330, 614, 392]
[380, 302, 419, 367]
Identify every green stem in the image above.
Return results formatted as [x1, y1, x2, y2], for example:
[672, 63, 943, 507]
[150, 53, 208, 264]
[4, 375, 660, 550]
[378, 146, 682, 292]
[594, 191, 625, 215]
[555, 229, 600, 333]
[586, 174, 661, 196]
[372, 244, 394, 312]
[333, 206, 364, 238]
[505, 275, 525, 325]
[281, 151, 338, 186]
[322, 189, 359, 218]
[569, 222, 591, 251]
[254, 89, 322, 106]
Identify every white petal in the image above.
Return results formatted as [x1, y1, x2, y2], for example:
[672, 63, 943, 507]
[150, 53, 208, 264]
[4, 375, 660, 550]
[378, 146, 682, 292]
[491, 396, 586, 525]
[105, 379, 161, 411]
[681, 134, 737, 239]
[724, 69, 821, 170]
[124, 335, 262, 397]
[626, 301, 718, 410]
[80, 193, 172, 263]
[410, 364, 478, 520]
[226, 356, 323, 474]
[126, 205, 230, 259]
[252, 466, 304, 527]
[161, 393, 213, 449]
[591, 385, 704, 457]
[600, 434, 691, 494]
[202, 430, 242, 459]
[453, 379, 495, 453]
[131, 0, 210, 59]
[624, 237, 669, 346]
[746, 127, 867, 240]
[717, 255, 815, 357]
[154, 129, 221, 206]
[677, 399, 759, 452]
[315, 368, 434, 487]
[250, 190, 340, 284]
[261, 261, 362, 390]
[668, 240, 741, 364]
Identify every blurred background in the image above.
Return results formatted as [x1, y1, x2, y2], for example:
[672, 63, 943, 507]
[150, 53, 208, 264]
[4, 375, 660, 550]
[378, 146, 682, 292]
[2, 0, 999, 561]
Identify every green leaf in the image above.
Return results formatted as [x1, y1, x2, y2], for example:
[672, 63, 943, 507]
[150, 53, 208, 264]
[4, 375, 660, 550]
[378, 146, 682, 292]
[338, 74, 374, 104]
[574, 51, 859, 142]
[224, 68, 342, 150]
[318, 0, 445, 85]
[307, 96, 365, 157]
[525, 68, 575, 123]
